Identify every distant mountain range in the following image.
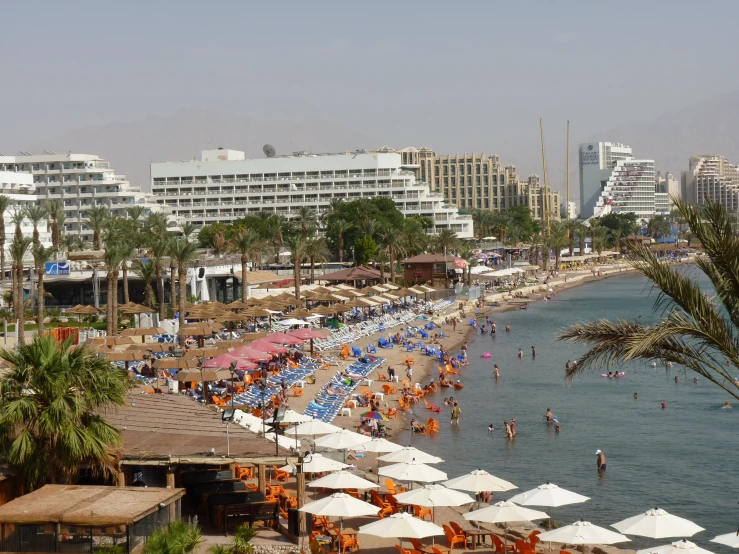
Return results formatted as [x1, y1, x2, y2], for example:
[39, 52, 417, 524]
[16, 91, 739, 200]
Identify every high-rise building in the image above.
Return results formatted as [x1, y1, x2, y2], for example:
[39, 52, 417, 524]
[591, 158, 659, 220]
[151, 148, 473, 238]
[393, 147, 560, 221]
[682, 155, 739, 210]
[579, 142, 633, 218]
[0, 153, 166, 243]
[655, 171, 680, 206]
[0, 170, 52, 270]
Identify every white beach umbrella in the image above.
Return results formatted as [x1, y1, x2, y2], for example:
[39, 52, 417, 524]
[378, 447, 443, 464]
[281, 409, 314, 424]
[538, 520, 630, 546]
[637, 540, 716, 554]
[711, 533, 739, 549]
[300, 492, 380, 534]
[359, 511, 444, 549]
[465, 501, 549, 548]
[379, 460, 448, 483]
[508, 482, 590, 508]
[284, 420, 341, 436]
[357, 437, 404, 453]
[314, 429, 372, 450]
[395, 484, 475, 508]
[308, 471, 379, 490]
[444, 469, 517, 493]
[264, 432, 301, 450]
[612, 508, 705, 539]
[300, 453, 349, 474]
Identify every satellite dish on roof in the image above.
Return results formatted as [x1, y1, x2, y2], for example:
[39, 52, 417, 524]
[263, 144, 276, 158]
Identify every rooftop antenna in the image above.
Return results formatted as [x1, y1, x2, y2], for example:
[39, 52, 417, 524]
[263, 144, 276, 158]
[566, 120, 570, 220]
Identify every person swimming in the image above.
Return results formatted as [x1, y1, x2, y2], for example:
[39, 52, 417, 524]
[518, 348, 524, 358]
[661, 401, 667, 409]
[566, 360, 572, 370]
[493, 364, 500, 378]
[506, 323, 510, 332]
[545, 408, 554, 422]
[488, 423, 494, 433]
[722, 401, 732, 409]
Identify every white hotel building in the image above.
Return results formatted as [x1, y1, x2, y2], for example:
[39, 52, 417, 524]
[150, 148, 473, 238]
[0, 153, 167, 243]
[0, 170, 53, 271]
[580, 142, 666, 221]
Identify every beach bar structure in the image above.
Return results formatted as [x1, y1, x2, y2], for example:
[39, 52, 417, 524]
[401, 253, 466, 286]
[0, 485, 185, 553]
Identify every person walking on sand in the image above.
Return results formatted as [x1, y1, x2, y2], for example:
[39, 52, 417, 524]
[596, 449, 606, 471]
[450, 402, 461, 425]
[452, 318, 457, 332]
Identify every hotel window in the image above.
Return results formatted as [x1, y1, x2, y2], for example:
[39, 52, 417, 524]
[467, 164, 472, 174]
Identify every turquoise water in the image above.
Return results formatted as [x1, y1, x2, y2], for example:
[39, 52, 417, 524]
[398, 271, 739, 550]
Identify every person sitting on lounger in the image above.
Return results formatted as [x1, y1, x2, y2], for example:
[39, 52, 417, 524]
[410, 418, 427, 433]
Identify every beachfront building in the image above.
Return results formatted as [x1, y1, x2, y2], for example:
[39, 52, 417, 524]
[0, 152, 167, 243]
[655, 171, 680, 207]
[579, 142, 634, 218]
[682, 155, 739, 210]
[0, 170, 52, 272]
[591, 158, 659, 221]
[151, 148, 473, 238]
[390, 147, 561, 221]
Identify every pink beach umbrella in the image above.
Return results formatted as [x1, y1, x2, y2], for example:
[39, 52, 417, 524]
[263, 333, 305, 346]
[201, 353, 258, 371]
[229, 345, 272, 362]
[249, 340, 289, 354]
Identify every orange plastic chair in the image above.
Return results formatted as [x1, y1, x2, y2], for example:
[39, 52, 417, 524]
[386, 408, 398, 419]
[515, 540, 535, 554]
[413, 504, 432, 521]
[339, 533, 360, 553]
[491, 536, 515, 554]
[386, 494, 401, 514]
[409, 539, 425, 552]
[292, 386, 304, 397]
[385, 479, 406, 495]
[271, 465, 290, 482]
[527, 530, 541, 549]
[443, 524, 467, 551]
[450, 522, 468, 538]
[377, 372, 389, 381]
[383, 384, 398, 395]
[235, 463, 253, 480]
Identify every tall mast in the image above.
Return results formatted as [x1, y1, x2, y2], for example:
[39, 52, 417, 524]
[539, 118, 550, 235]
[566, 120, 571, 220]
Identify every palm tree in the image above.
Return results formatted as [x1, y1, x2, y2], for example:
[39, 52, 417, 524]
[126, 205, 146, 225]
[10, 209, 24, 238]
[168, 238, 198, 344]
[10, 234, 32, 346]
[590, 225, 610, 256]
[266, 214, 285, 263]
[85, 206, 110, 250]
[434, 229, 459, 255]
[0, 195, 10, 279]
[143, 519, 204, 554]
[120, 238, 136, 305]
[296, 206, 317, 238]
[32, 245, 54, 335]
[331, 218, 353, 263]
[148, 235, 170, 320]
[24, 205, 46, 247]
[102, 241, 124, 336]
[358, 218, 379, 240]
[458, 242, 478, 286]
[231, 228, 261, 300]
[181, 221, 197, 241]
[284, 234, 307, 300]
[560, 200, 739, 400]
[62, 234, 84, 254]
[379, 228, 407, 284]
[547, 221, 569, 270]
[647, 215, 671, 239]
[321, 198, 344, 226]
[43, 200, 66, 260]
[131, 259, 157, 308]
[304, 237, 327, 284]
[168, 240, 177, 318]
[0, 335, 127, 489]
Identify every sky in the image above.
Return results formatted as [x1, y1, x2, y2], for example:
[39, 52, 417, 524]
[2, 0, 739, 180]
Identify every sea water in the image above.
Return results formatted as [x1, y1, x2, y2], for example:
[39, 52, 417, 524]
[397, 270, 739, 550]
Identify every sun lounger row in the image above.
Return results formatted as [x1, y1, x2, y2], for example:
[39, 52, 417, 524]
[302, 358, 384, 422]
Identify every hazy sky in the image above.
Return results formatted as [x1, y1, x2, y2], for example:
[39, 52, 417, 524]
[3, 0, 739, 177]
